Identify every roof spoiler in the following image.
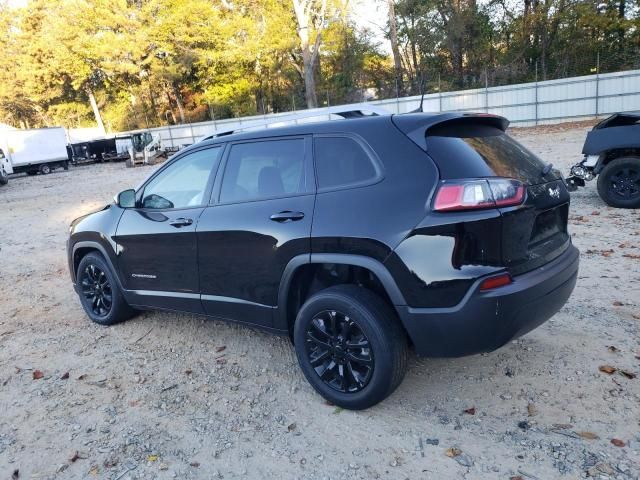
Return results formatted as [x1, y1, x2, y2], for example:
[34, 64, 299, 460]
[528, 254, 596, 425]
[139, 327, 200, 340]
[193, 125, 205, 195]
[392, 113, 509, 151]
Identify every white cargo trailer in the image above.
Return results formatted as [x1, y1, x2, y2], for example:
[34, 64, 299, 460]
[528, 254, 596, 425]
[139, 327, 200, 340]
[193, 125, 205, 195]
[1, 127, 69, 175]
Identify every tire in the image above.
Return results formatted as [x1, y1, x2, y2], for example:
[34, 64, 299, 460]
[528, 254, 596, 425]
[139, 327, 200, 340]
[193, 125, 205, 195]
[597, 157, 640, 208]
[39, 163, 51, 175]
[293, 284, 408, 410]
[76, 252, 137, 325]
[0, 169, 8, 185]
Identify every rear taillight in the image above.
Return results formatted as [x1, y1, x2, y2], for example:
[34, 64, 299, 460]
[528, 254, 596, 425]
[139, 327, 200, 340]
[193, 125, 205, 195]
[433, 178, 525, 212]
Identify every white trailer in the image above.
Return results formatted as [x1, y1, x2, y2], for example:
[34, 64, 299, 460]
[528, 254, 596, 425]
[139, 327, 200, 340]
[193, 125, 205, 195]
[1, 127, 69, 175]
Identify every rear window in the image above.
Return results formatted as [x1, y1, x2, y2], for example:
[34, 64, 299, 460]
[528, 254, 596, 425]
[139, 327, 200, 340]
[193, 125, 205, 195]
[314, 136, 378, 190]
[426, 124, 559, 185]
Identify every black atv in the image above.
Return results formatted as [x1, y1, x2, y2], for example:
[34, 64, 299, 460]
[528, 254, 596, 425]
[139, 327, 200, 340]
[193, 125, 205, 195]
[566, 111, 640, 208]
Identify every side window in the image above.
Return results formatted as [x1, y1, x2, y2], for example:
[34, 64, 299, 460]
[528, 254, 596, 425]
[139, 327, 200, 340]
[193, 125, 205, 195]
[314, 136, 378, 190]
[142, 147, 221, 209]
[220, 138, 305, 203]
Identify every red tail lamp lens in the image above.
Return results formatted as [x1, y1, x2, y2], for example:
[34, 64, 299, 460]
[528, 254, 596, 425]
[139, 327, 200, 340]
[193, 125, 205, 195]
[433, 178, 525, 212]
[479, 273, 513, 291]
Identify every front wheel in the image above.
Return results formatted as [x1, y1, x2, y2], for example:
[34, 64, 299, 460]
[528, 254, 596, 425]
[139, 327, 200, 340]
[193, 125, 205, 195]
[0, 169, 8, 185]
[597, 157, 640, 208]
[293, 285, 408, 410]
[76, 252, 137, 325]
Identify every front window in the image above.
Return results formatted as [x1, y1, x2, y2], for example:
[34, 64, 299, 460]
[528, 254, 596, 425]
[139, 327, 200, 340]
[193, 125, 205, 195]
[141, 147, 221, 209]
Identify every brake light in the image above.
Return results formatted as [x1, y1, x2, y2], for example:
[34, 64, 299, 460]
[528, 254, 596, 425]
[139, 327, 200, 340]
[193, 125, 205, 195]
[433, 178, 525, 212]
[479, 273, 513, 291]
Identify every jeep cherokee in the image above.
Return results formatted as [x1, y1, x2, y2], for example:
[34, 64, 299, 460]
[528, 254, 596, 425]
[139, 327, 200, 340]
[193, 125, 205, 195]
[67, 112, 579, 409]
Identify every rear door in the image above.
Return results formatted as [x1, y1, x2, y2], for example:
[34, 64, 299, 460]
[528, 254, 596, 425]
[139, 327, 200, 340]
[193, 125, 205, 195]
[196, 136, 314, 327]
[425, 122, 570, 274]
[114, 146, 223, 312]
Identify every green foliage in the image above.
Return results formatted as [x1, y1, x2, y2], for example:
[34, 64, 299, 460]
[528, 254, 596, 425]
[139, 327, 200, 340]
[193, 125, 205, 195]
[0, 0, 638, 130]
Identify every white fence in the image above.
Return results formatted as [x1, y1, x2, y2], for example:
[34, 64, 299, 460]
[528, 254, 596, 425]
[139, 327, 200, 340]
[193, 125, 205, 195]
[121, 69, 640, 149]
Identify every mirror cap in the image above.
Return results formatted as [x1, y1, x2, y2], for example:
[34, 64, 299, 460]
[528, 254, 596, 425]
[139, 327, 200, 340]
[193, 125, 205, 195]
[117, 189, 136, 208]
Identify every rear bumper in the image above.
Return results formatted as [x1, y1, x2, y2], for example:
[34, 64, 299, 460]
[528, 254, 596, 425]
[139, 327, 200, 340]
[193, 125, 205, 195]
[396, 244, 579, 357]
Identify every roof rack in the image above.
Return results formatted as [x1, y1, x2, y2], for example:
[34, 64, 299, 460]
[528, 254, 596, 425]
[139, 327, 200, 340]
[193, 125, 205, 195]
[199, 103, 390, 142]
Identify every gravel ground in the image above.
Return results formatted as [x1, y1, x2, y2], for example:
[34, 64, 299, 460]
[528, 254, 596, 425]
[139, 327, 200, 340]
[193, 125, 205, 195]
[0, 123, 639, 480]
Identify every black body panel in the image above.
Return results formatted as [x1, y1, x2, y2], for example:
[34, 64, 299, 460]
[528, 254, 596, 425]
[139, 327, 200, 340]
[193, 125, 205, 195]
[583, 112, 640, 155]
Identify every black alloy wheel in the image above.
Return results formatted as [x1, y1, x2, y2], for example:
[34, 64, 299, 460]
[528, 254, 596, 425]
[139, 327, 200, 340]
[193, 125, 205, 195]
[597, 157, 640, 208]
[80, 264, 113, 317]
[305, 310, 374, 393]
[608, 166, 640, 200]
[294, 285, 408, 410]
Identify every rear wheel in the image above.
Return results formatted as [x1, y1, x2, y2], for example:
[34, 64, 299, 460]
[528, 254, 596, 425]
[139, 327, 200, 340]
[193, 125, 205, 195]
[39, 163, 51, 175]
[0, 168, 8, 185]
[293, 285, 408, 410]
[76, 252, 137, 325]
[597, 157, 640, 208]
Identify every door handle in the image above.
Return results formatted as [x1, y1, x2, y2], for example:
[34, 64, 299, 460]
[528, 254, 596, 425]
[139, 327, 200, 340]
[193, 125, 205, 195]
[270, 211, 305, 223]
[169, 217, 193, 228]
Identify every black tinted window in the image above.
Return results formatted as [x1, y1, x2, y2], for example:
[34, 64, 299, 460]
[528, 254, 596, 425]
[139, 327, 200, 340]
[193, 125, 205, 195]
[142, 147, 220, 209]
[426, 124, 559, 184]
[220, 139, 305, 203]
[314, 137, 377, 189]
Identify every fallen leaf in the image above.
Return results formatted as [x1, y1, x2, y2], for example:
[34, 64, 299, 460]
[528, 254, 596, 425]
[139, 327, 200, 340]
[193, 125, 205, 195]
[591, 211, 600, 215]
[622, 253, 640, 259]
[612, 301, 624, 306]
[60, 372, 69, 380]
[463, 407, 476, 415]
[287, 422, 297, 432]
[32, 370, 44, 380]
[147, 455, 158, 462]
[159, 463, 169, 470]
[77, 374, 87, 380]
[510, 477, 524, 480]
[88, 465, 99, 475]
[11, 469, 19, 480]
[69, 451, 80, 462]
[190, 462, 200, 468]
[611, 438, 626, 447]
[620, 370, 636, 379]
[445, 447, 462, 458]
[215, 346, 226, 353]
[577, 431, 599, 440]
[599, 365, 617, 374]
[527, 403, 537, 417]
[216, 358, 227, 365]
[333, 407, 344, 414]
[184, 369, 193, 375]
[607, 345, 619, 353]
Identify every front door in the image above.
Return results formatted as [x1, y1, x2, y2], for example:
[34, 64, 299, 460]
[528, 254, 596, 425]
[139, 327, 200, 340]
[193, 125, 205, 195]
[197, 137, 314, 327]
[115, 145, 223, 312]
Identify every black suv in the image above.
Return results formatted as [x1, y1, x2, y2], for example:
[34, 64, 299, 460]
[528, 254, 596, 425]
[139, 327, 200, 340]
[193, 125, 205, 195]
[68, 112, 579, 409]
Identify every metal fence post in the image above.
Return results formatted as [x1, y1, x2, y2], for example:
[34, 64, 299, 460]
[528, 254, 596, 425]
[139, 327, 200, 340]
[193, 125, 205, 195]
[190, 124, 195, 144]
[595, 52, 600, 118]
[438, 74, 442, 112]
[535, 61, 539, 126]
[484, 69, 489, 113]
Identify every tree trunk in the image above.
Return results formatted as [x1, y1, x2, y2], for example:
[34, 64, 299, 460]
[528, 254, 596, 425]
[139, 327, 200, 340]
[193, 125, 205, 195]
[172, 83, 186, 123]
[86, 87, 106, 135]
[293, 0, 324, 108]
[387, 0, 404, 95]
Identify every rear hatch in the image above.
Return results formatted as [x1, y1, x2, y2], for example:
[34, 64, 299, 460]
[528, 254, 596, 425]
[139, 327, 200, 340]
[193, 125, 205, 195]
[424, 120, 571, 275]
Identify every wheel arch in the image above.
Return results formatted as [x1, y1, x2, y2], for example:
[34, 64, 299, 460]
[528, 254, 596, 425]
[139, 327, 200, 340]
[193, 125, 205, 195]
[595, 149, 640, 173]
[72, 241, 123, 290]
[276, 253, 407, 337]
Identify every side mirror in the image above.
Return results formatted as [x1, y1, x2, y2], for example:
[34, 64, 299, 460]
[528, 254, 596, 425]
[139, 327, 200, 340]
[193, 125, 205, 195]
[117, 189, 136, 208]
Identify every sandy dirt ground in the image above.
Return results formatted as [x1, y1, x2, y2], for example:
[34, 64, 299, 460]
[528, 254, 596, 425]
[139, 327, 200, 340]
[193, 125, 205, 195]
[0, 124, 639, 480]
